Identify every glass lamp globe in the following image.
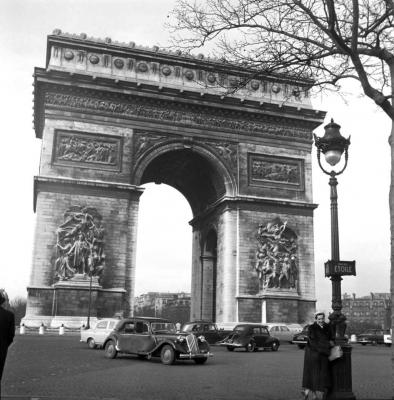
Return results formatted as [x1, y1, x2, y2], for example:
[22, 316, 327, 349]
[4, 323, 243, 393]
[324, 149, 343, 166]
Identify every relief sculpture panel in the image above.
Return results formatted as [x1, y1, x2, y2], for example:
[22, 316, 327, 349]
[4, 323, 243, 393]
[248, 154, 304, 191]
[54, 206, 106, 283]
[53, 130, 122, 171]
[254, 217, 299, 292]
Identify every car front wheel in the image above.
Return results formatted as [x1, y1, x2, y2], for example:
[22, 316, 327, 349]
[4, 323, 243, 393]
[105, 341, 118, 359]
[161, 345, 175, 365]
[227, 346, 234, 351]
[245, 341, 256, 352]
[87, 338, 96, 349]
[271, 342, 279, 352]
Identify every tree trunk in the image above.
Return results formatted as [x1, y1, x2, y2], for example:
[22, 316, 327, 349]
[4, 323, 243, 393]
[390, 116, 394, 395]
[390, 70, 394, 394]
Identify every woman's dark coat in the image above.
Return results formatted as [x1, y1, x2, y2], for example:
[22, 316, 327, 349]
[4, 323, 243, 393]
[0, 306, 15, 380]
[302, 322, 333, 391]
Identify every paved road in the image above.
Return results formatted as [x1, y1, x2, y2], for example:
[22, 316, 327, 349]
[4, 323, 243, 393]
[2, 334, 392, 400]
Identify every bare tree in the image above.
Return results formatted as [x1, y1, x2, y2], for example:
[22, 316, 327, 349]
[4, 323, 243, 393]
[169, 0, 394, 370]
[9, 297, 27, 326]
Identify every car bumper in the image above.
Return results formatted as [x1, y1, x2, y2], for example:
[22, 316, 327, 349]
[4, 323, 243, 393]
[178, 352, 213, 359]
[219, 342, 244, 347]
[357, 339, 372, 344]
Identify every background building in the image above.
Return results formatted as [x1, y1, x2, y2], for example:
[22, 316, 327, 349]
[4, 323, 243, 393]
[134, 292, 191, 323]
[342, 292, 391, 330]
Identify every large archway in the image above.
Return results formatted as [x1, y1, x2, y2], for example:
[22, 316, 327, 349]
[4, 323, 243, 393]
[25, 31, 324, 327]
[135, 145, 231, 320]
[134, 183, 192, 296]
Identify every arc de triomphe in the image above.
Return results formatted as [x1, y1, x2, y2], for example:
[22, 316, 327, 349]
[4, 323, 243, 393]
[23, 30, 325, 327]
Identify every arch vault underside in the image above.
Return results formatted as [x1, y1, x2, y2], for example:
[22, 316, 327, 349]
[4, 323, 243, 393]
[24, 31, 326, 327]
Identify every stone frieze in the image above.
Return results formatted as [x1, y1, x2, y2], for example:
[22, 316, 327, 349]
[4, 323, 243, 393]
[248, 154, 304, 190]
[53, 130, 122, 170]
[45, 91, 311, 141]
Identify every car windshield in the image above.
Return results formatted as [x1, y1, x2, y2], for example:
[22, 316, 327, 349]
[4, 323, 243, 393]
[151, 322, 176, 334]
[234, 325, 248, 333]
[182, 324, 194, 332]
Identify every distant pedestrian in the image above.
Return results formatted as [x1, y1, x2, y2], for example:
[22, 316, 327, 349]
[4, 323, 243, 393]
[301, 312, 334, 400]
[0, 290, 15, 398]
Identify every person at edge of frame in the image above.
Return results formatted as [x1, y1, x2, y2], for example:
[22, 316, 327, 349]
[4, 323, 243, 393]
[0, 290, 15, 399]
[301, 311, 334, 400]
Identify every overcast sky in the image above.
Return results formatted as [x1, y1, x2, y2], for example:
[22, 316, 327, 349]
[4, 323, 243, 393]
[0, 0, 390, 314]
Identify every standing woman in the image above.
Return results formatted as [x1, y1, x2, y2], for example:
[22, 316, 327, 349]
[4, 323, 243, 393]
[302, 312, 334, 400]
[0, 290, 15, 398]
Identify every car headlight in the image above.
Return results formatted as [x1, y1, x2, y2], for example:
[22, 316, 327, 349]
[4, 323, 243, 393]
[198, 335, 206, 342]
[177, 335, 186, 342]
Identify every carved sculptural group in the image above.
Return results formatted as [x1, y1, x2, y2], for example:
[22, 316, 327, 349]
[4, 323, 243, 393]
[255, 217, 298, 291]
[54, 206, 106, 282]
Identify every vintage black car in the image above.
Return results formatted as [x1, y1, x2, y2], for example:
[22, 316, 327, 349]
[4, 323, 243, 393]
[357, 329, 390, 345]
[219, 324, 280, 352]
[103, 317, 212, 365]
[291, 325, 309, 349]
[181, 320, 228, 344]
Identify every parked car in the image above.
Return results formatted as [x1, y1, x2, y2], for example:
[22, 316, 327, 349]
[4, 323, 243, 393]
[219, 324, 280, 352]
[383, 330, 392, 347]
[103, 317, 212, 365]
[181, 320, 227, 344]
[266, 323, 294, 343]
[291, 325, 309, 349]
[357, 329, 390, 345]
[80, 318, 119, 349]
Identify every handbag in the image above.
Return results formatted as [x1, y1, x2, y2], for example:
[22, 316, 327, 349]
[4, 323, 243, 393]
[328, 345, 343, 361]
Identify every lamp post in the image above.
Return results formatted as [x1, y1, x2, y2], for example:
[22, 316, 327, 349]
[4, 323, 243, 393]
[314, 119, 355, 400]
[86, 267, 94, 329]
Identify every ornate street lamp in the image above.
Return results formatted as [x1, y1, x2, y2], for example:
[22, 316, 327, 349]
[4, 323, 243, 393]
[314, 119, 355, 400]
[86, 267, 94, 329]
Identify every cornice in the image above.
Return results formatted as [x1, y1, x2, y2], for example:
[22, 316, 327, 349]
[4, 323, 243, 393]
[34, 69, 325, 141]
[33, 176, 144, 211]
[47, 30, 315, 86]
[189, 195, 318, 226]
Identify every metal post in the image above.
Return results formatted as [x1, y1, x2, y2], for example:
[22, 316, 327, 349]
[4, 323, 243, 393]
[86, 273, 93, 329]
[327, 174, 355, 400]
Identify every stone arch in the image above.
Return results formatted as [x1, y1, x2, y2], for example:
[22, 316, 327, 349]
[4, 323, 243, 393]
[132, 140, 236, 216]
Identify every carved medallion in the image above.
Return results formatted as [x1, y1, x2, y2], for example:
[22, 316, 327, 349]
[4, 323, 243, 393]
[53, 130, 122, 171]
[114, 58, 124, 69]
[64, 50, 74, 61]
[161, 66, 172, 76]
[137, 62, 148, 72]
[54, 206, 106, 282]
[184, 70, 194, 80]
[207, 73, 216, 84]
[248, 154, 304, 191]
[89, 54, 100, 65]
[255, 217, 298, 291]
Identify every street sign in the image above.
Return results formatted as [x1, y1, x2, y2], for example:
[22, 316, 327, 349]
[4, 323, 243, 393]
[324, 260, 356, 277]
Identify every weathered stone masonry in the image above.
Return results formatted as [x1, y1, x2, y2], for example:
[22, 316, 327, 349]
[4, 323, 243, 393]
[25, 30, 325, 327]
